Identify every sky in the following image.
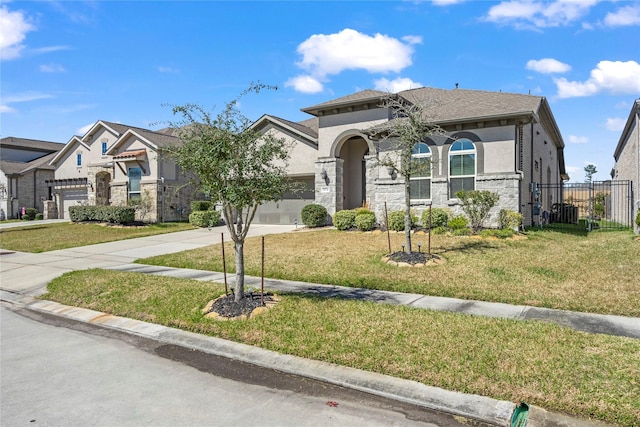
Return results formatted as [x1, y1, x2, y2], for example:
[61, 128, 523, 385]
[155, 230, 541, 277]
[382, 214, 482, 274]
[1, 0, 639, 182]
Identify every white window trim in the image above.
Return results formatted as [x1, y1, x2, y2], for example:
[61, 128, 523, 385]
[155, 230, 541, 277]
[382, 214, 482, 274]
[448, 140, 476, 198]
[410, 142, 432, 201]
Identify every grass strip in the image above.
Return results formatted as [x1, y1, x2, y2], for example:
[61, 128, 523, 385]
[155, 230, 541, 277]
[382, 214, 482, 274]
[44, 269, 640, 427]
[0, 222, 194, 253]
[138, 229, 640, 317]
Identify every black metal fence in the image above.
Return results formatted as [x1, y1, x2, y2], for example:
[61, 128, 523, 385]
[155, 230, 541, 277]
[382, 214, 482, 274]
[537, 180, 634, 232]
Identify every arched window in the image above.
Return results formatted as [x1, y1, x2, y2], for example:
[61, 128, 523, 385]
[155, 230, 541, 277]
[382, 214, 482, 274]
[410, 142, 431, 200]
[449, 139, 475, 197]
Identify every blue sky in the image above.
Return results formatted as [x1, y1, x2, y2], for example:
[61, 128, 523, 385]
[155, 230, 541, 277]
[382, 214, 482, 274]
[1, 0, 639, 182]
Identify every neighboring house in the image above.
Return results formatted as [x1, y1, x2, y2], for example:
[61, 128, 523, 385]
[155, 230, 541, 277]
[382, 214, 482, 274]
[0, 137, 64, 220]
[611, 99, 639, 232]
[49, 121, 195, 222]
[252, 87, 568, 227]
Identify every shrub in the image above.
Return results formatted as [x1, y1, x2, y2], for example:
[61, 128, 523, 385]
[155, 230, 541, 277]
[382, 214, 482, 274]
[355, 212, 376, 231]
[333, 210, 356, 231]
[455, 190, 500, 233]
[386, 210, 417, 232]
[189, 210, 221, 228]
[452, 227, 471, 236]
[636, 210, 640, 228]
[191, 200, 212, 211]
[22, 208, 37, 220]
[420, 207, 449, 229]
[35, 213, 44, 220]
[498, 209, 523, 230]
[431, 226, 448, 235]
[448, 215, 469, 230]
[68, 206, 135, 224]
[301, 204, 327, 228]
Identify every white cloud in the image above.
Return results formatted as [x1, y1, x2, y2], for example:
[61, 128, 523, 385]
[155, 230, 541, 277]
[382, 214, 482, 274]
[565, 165, 580, 175]
[158, 66, 179, 73]
[526, 58, 571, 74]
[3, 91, 54, 104]
[554, 60, 640, 98]
[485, 0, 599, 29]
[0, 105, 17, 113]
[40, 63, 66, 73]
[374, 77, 423, 92]
[290, 28, 420, 93]
[32, 45, 71, 55]
[77, 122, 95, 136]
[604, 5, 640, 27]
[0, 5, 36, 60]
[605, 117, 626, 132]
[285, 75, 324, 94]
[568, 135, 588, 144]
[431, 0, 465, 5]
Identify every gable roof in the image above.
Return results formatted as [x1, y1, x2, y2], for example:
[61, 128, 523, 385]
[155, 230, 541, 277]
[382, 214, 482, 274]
[49, 136, 89, 166]
[613, 99, 640, 161]
[301, 90, 389, 116]
[251, 114, 319, 146]
[106, 127, 181, 155]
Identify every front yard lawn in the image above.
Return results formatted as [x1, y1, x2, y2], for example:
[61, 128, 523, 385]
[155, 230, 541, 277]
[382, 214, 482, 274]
[138, 229, 640, 317]
[43, 269, 640, 427]
[0, 221, 194, 253]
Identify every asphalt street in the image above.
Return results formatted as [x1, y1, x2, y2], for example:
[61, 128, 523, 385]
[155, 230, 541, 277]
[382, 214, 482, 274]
[1, 303, 475, 427]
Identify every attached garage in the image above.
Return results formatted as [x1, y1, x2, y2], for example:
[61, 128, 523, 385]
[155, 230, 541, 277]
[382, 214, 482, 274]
[253, 176, 315, 224]
[47, 178, 89, 219]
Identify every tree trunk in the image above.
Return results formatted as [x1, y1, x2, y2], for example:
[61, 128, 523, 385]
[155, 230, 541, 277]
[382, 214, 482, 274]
[234, 240, 245, 302]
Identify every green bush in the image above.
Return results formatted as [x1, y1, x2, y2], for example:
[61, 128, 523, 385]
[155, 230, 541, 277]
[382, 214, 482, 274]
[431, 226, 448, 235]
[22, 208, 37, 220]
[301, 204, 327, 228]
[452, 227, 471, 236]
[636, 210, 640, 228]
[498, 209, 523, 230]
[448, 215, 469, 230]
[387, 210, 417, 232]
[189, 210, 221, 227]
[455, 190, 500, 233]
[420, 207, 449, 229]
[191, 200, 212, 211]
[35, 213, 44, 220]
[355, 212, 376, 231]
[333, 210, 356, 231]
[68, 206, 135, 224]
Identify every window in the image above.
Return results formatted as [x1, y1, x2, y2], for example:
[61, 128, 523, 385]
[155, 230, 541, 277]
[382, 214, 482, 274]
[101, 140, 108, 155]
[410, 142, 431, 200]
[76, 152, 82, 167]
[449, 139, 475, 197]
[128, 167, 142, 201]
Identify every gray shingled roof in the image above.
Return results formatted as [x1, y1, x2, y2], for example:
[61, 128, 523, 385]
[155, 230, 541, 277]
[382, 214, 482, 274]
[266, 115, 318, 139]
[301, 87, 543, 123]
[301, 89, 388, 114]
[95, 120, 182, 148]
[1, 137, 65, 152]
[398, 87, 543, 123]
[1, 152, 57, 175]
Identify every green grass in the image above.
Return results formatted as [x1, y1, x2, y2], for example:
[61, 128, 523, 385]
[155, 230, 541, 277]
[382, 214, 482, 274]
[139, 229, 640, 317]
[0, 221, 194, 252]
[43, 269, 640, 427]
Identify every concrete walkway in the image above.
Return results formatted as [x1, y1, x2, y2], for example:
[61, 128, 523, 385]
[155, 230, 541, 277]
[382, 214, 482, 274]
[0, 223, 632, 426]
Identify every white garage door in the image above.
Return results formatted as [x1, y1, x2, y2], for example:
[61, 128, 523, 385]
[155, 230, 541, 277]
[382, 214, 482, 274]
[60, 189, 88, 219]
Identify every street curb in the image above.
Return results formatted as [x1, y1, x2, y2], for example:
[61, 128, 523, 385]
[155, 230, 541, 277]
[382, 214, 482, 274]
[11, 297, 613, 427]
[22, 298, 513, 426]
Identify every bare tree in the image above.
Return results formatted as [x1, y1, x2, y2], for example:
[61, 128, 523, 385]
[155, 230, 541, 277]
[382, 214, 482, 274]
[365, 93, 446, 254]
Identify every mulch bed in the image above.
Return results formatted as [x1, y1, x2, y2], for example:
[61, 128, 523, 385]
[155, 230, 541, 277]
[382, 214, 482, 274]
[388, 251, 433, 265]
[207, 292, 278, 318]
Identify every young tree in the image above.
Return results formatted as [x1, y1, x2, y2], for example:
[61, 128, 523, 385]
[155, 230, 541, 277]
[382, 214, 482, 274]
[584, 164, 597, 183]
[455, 190, 500, 233]
[166, 84, 291, 302]
[365, 94, 445, 254]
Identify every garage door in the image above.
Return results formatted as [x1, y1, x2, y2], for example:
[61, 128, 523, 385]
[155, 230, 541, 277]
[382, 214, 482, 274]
[60, 189, 88, 219]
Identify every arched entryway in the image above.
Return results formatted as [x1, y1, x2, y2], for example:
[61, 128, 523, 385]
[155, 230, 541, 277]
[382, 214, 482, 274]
[338, 136, 370, 210]
[95, 171, 111, 206]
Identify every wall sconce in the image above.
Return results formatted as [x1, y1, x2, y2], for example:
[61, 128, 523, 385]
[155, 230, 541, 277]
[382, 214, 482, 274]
[386, 166, 394, 176]
[320, 169, 328, 180]
[87, 180, 93, 191]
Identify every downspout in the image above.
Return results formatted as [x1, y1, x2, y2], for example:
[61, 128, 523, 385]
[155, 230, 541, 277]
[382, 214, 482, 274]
[515, 125, 522, 218]
[530, 121, 535, 227]
[33, 170, 37, 209]
[636, 104, 639, 231]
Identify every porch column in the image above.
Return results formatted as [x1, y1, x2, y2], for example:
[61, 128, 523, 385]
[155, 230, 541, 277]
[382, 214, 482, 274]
[315, 157, 343, 217]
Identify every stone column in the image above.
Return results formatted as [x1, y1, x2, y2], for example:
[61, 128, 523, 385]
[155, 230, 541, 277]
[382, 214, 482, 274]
[315, 158, 342, 218]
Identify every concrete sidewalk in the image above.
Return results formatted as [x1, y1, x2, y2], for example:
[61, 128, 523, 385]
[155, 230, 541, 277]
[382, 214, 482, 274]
[0, 223, 629, 426]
